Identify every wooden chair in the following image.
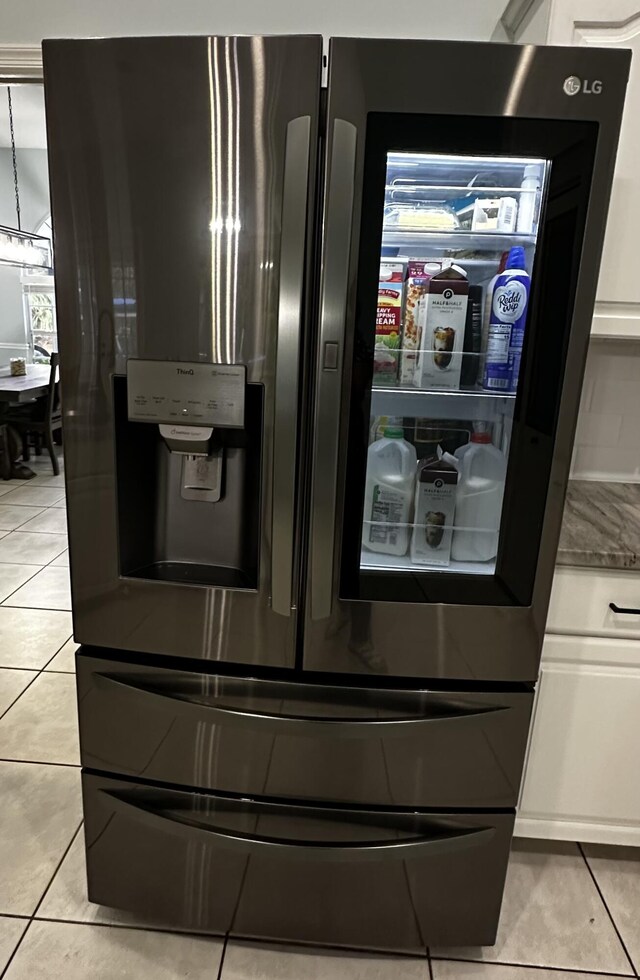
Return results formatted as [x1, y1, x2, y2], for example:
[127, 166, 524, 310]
[3, 353, 62, 476]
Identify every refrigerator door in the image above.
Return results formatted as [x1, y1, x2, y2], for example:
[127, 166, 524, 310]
[305, 38, 629, 681]
[43, 36, 322, 667]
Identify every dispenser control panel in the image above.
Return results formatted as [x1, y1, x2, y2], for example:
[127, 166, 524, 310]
[127, 359, 246, 428]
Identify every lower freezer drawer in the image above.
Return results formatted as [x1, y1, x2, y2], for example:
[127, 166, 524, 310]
[78, 652, 533, 807]
[82, 773, 514, 950]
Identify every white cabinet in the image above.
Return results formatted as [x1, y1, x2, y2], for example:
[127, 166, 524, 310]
[547, 567, 640, 640]
[517, 633, 640, 844]
[517, 567, 640, 845]
[519, 0, 640, 338]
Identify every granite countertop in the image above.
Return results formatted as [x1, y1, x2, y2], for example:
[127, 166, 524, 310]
[557, 481, 640, 570]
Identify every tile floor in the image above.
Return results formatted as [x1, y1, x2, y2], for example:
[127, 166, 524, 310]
[1, 451, 640, 978]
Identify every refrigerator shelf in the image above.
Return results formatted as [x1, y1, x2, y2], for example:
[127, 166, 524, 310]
[381, 230, 536, 249]
[360, 549, 495, 576]
[370, 386, 515, 421]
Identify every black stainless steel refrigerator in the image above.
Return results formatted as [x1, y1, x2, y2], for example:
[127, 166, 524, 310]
[43, 36, 629, 950]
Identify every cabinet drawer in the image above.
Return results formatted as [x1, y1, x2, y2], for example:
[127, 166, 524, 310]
[78, 653, 532, 807]
[83, 772, 514, 950]
[520, 658, 640, 825]
[547, 567, 640, 638]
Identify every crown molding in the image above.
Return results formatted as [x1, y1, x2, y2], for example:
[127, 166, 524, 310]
[0, 45, 43, 81]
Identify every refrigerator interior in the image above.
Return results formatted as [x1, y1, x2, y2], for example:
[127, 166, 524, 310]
[362, 152, 550, 579]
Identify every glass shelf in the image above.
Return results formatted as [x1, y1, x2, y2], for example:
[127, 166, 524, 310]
[360, 549, 496, 576]
[381, 230, 536, 249]
[370, 386, 515, 421]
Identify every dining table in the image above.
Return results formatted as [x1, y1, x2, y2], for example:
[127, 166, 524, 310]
[0, 364, 51, 403]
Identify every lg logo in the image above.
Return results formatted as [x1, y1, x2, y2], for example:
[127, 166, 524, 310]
[563, 75, 603, 96]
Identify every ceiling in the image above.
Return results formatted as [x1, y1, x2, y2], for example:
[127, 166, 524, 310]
[0, 85, 47, 150]
[1, 0, 508, 44]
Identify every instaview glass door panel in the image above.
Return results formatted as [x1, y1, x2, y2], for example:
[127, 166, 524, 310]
[342, 114, 595, 611]
[44, 36, 322, 667]
[305, 38, 629, 680]
[361, 151, 549, 583]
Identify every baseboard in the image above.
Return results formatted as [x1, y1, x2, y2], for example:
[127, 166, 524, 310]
[515, 814, 640, 846]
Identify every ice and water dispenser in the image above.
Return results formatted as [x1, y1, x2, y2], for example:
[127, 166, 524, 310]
[114, 360, 262, 590]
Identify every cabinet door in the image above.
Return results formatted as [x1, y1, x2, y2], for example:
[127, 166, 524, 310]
[548, 1, 640, 338]
[518, 634, 640, 841]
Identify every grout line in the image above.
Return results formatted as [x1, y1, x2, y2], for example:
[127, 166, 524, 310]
[0, 914, 30, 921]
[216, 933, 229, 980]
[578, 843, 638, 977]
[0, 671, 41, 722]
[0, 917, 32, 980]
[427, 948, 434, 979]
[32, 915, 226, 941]
[2, 605, 72, 613]
[430, 954, 636, 978]
[32, 821, 84, 919]
[0, 565, 45, 606]
[0, 758, 80, 768]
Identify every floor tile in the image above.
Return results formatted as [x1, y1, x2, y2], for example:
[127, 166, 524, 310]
[222, 942, 428, 979]
[14, 508, 67, 534]
[0, 564, 41, 603]
[0, 672, 80, 765]
[0, 917, 28, 973]
[28, 475, 66, 489]
[0, 486, 65, 507]
[51, 499, 67, 509]
[0, 531, 67, 565]
[0, 484, 16, 497]
[45, 638, 78, 673]
[50, 549, 69, 567]
[0, 668, 38, 716]
[432, 840, 633, 974]
[0, 761, 82, 915]
[433, 962, 626, 980]
[0, 505, 45, 531]
[0, 608, 73, 669]
[583, 843, 640, 971]
[5, 920, 223, 979]
[4, 566, 71, 611]
[38, 832, 214, 933]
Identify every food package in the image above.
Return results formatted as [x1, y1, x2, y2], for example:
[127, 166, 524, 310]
[374, 260, 406, 385]
[400, 259, 453, 386]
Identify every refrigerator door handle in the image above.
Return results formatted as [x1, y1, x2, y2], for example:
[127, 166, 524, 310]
[310, 118, 357, 621]
[94, 672, 507, 737]
[271, 114, 312, 617]
[101, 789, 495, 861]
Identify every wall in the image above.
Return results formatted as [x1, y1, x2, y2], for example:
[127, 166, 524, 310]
[571, 340, 640, 481]
[0, 0, 506, 45]
[0, 146, 51, 354]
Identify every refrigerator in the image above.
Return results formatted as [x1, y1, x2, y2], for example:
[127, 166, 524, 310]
[43, 35, 629, 950]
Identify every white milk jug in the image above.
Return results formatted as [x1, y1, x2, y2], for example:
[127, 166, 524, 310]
[363, 427, 417, 556]
[451, 432, 507, 562]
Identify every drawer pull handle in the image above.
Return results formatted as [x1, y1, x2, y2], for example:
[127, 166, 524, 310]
[101, 788, 496, 863]
[94, 672, 508, 739]
[609, 602, 640, 615]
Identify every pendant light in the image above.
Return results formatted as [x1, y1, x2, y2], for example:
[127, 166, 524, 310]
[0, 87, 52, 271]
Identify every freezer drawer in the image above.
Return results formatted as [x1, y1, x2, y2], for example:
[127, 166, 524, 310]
[83, 772, 514, 949]
[78, 652, 532, 807]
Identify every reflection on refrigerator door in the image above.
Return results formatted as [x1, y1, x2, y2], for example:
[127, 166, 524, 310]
[364, 153, 548, 578]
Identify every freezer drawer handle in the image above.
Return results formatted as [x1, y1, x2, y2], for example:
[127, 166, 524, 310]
[101, 789, 496, 863]
[609, 602, 640, 615]
[271, 114, 312, 617]
[310, 118, 357, 620]
[94, 672, 508, 738]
